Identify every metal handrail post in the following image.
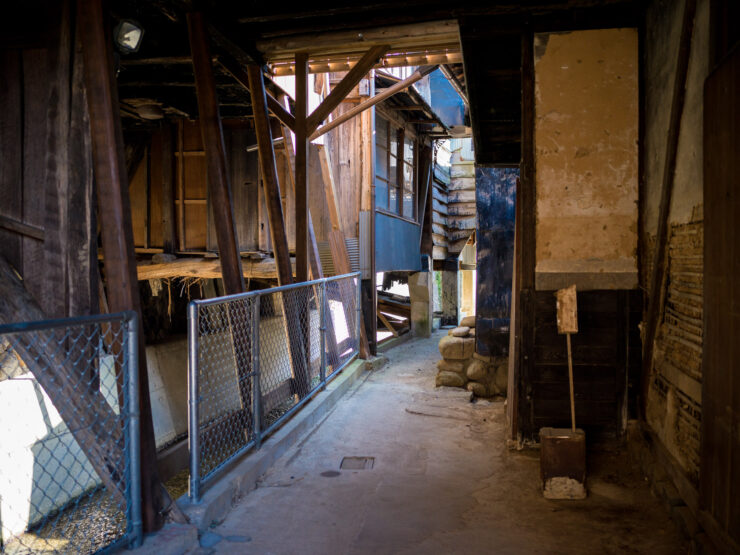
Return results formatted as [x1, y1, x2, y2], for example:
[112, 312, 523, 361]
[355, 275, 362, 356]
[319, 279, 327, 385]
[125, 312, 143, 547]
[252, 296, 262, 449]
[187, 302, 201, 503]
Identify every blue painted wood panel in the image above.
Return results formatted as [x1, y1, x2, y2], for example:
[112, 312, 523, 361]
[475, 167, 517, 356]
[375, 212, 422, 272]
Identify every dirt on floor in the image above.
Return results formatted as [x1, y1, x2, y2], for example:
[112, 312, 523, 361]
[183, 331, 688, 554]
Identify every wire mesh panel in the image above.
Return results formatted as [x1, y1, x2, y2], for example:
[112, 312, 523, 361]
[324, 274, 361, 377]
[191, 296, 257, 483]
[0, 312, 141, 555]
[258, 285, 322, 433]
[188, 273, 360, 501]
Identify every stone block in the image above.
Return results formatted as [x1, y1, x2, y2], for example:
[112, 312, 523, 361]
[467, 381, 487, 397]
[437, 359, 465, 374]
[449, 176, 476, 190]
[451, 164, 475, 178]
[460, 315, 476, 328]
[466, 359, 489, 381]
[472, 351, 494, 363]
[436, 371, 466, 388]
[492, 361, 508, 395]
[451, 326, 470, 337]
[439, 336, 475, 360]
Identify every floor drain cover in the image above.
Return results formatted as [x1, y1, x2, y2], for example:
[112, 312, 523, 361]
[340, 456, 375, 470]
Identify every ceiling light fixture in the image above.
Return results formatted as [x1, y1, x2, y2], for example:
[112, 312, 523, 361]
[114, 19, 144, 53]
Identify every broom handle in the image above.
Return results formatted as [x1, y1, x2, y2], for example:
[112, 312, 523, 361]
[567, 333, 576, 432]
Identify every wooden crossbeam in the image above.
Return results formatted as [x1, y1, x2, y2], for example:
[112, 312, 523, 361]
[247, 64, 313, 396]
[218, 55, 296, 130]
[377, 309, 399, 337]
[0, 258, 126, 505]
[309, 65, 437, 140]
[247, 65, 293, 286]
[306, 44, 388, 134]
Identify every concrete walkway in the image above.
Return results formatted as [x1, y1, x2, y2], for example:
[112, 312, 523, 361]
[193, 331, 686, 554]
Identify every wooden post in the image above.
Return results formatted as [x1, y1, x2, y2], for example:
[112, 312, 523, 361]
[247, 64, 313, 394]
[77, 0, 166, 531]
[641, 0, 696, 417]
[187, 12, 245, 294]
[295, 52, 309, 283]
[272, 117, 341, 369]
[517, 28, 537, 441]
[360, 78, 377, 357]
[161, 123, 177, 254]
[218, 55, 295, 131]
[247, 65, 293, 286]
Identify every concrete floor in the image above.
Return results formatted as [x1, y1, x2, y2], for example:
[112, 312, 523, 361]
[201, 330, 687, 554]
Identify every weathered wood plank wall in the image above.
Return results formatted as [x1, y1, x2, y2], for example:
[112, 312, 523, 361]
[0, 5, 97, 318]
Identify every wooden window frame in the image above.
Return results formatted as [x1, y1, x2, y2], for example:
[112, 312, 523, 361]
[375, 112, 417, 222]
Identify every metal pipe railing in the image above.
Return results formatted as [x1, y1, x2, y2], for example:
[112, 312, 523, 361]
[126, 313, 143, 547]
[187, 302, 201, 503]
[187, 272, 361, 501]
[0, 310, 143, 553]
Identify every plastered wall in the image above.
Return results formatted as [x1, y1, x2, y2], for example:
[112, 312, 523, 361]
[534, 28, 639, 290]
[643, 0, 709, 487]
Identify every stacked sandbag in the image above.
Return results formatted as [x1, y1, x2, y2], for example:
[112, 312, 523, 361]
[435, 316, 508, 397]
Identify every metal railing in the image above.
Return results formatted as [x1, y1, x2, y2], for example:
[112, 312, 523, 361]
[0, 311, 142, 554]
[188, 272, 361, 501]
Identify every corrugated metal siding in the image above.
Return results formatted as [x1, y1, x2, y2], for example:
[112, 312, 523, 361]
[317, 238, 360, 277]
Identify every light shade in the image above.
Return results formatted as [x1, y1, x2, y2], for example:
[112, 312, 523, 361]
[114, 20, 144, 53]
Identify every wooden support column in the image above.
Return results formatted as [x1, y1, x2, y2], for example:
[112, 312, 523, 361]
[295, 52, 309, 283]
[516, 28, 537, 442]
[187, 12, 245, 294]
[248, 64, 312, 394]
[77, 0, 166, 531]
[274, 115, 341, 368]
[247, 65, 293, 285]
[161, 123, 177, 254]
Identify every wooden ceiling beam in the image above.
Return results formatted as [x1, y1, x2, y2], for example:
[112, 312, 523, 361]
[256, 20, 458, 57]
[306, 44, 388, 134]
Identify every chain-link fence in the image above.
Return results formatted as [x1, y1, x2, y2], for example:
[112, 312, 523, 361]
[188, 273, 361, 501]
[0, 312, 142, 554]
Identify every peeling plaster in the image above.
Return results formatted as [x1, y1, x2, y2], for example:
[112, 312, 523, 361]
[534, 29, 638, 288]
